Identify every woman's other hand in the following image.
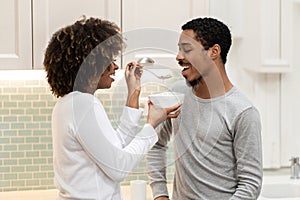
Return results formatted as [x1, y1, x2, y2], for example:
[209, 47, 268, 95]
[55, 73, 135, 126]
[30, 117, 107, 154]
[147, 102, 181, 128]
[125, 62, 143, 108]
[155, 197, 170, 200]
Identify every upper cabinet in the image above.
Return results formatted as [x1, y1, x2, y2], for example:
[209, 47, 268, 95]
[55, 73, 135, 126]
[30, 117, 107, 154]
[122, 0, 208, 32]
[0, 0, 207, 70]
[0, 0, 32, 70]
[121, 0, 208, 69]
[32, 0, 121, 69]
[0, 0, 120, 70]
[208, 0, 291, 74]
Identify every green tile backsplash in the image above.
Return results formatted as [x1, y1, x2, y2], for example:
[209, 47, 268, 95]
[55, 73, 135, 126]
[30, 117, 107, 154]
[0, 79, 55, 192]
[0, 76, 178, 192]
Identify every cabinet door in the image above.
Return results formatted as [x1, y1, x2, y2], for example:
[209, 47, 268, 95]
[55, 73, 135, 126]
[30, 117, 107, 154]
[121, 0, 208, 69]
[0, 0, 32, 70]
[33, 0, 121, 69]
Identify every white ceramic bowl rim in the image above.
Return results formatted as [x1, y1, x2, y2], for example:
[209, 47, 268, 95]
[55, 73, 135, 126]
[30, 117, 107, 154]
[148, 91, 184, 108]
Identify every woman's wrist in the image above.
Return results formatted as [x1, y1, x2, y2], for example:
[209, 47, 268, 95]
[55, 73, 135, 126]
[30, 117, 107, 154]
[126, 88, 140, 109]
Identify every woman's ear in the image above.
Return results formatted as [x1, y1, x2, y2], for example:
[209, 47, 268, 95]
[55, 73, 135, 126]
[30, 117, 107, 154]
[208, 44, 221, 61]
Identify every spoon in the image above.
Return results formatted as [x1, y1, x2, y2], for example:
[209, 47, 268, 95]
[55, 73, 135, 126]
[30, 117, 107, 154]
[137, 57, 172, 79]
[137, 57, 155, 66]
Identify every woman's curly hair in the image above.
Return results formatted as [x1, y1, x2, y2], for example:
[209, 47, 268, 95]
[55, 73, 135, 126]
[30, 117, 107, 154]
[182, 17, 232, 64]
[43, 17, 124, 97]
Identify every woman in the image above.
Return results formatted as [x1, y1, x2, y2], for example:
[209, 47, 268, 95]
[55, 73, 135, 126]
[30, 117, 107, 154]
[43, 17, 180, 200]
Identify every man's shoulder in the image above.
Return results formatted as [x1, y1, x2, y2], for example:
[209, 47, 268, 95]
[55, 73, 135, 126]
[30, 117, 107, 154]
[227, 87, 254, 109]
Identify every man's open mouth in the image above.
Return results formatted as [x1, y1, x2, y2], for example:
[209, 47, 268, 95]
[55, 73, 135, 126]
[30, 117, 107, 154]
[181, 63, 192, 71]
[182, 66, 190, 71]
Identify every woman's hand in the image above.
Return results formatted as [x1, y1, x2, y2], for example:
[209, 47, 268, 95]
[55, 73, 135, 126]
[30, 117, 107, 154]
[147, 102, 181, 128]
[154, 197, 170, 200]
[125, 62, 143, 109]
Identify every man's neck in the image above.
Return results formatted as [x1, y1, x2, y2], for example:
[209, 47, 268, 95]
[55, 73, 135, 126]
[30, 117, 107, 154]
[192, 70, 233, 99]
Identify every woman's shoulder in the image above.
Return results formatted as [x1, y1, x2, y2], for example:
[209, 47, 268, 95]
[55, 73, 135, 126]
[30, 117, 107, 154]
[57, 91, 102, 109]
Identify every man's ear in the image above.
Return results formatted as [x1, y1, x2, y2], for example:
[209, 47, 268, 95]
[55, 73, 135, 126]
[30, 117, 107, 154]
[208, 44, 221, 61]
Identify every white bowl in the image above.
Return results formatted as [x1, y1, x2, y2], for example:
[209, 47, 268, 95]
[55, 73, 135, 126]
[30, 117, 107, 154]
[148, 92, 184, 108]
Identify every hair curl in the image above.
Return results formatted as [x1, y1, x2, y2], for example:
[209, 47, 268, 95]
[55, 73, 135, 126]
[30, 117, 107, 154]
[43, 17, 124, 97]
[181, 17, 232, 64]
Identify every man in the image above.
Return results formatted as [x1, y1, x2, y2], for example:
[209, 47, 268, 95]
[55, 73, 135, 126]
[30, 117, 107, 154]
[147, 17, 262, 200]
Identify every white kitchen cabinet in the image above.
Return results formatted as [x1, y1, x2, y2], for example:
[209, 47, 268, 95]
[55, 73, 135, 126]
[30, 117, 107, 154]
[0, 0, 32, 70]
[121, 0, 209, 68]
[1, 0, 207, 69]
[208, 0, 299, 168]
[122, 0, 208, 32]
[208, 0, 283, 168]
[0, 0, 120, 70]
[280, 0, 300, 167]
[32, 0, 121, 69]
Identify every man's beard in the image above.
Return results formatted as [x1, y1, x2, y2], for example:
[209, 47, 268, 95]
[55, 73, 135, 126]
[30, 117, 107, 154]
[184, 76, 202, 87]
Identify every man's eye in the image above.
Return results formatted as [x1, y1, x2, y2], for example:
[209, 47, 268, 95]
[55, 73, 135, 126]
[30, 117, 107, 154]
[184, 49, 192, 53]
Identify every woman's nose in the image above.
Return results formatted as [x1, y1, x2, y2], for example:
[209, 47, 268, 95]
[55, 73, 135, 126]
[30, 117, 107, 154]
[113, 63, 119, 70]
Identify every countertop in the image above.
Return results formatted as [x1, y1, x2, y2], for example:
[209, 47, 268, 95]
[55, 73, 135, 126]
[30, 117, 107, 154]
[0, 169, 291, 200]
[0, 184, 173, 200]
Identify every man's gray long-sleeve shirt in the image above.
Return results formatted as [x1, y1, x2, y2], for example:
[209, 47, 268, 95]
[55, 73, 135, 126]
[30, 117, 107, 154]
[147, 86, 262, 200]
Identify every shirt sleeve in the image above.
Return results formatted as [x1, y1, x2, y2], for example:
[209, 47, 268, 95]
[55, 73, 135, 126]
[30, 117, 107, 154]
[115, 106, 143, 147]
[73, 99, 158, 182]
[230, 107, 263, 200]
[146, 118, 172, 199]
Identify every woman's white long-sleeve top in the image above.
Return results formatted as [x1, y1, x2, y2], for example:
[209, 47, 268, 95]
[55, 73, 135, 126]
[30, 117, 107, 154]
[52, 91, 157, 200]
